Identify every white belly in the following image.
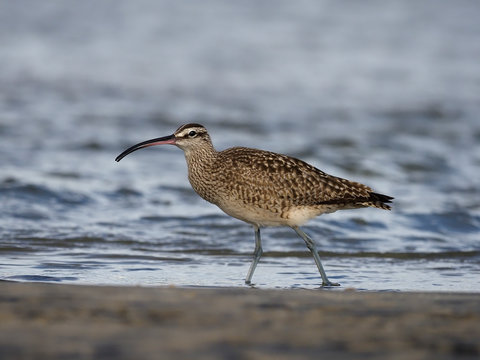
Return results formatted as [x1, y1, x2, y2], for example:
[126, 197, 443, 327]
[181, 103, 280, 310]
[216, 200, 336, 228]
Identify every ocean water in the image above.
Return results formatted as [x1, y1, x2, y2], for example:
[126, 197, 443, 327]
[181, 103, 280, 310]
[1, 0, 479, 291]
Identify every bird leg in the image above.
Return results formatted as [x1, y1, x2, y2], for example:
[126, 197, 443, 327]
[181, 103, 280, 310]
[291, 226, 340, 287]
[245, 225, 263, 285]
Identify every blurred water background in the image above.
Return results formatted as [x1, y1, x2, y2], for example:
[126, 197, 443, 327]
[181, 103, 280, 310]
[1, 0, 479, 291]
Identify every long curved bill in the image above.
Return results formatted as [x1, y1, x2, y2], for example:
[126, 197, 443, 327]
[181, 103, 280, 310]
[115, 134, 176, 162]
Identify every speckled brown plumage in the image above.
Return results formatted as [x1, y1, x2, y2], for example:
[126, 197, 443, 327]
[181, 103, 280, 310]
[174, 124, 392, 227]
[116, 123, 394, 286]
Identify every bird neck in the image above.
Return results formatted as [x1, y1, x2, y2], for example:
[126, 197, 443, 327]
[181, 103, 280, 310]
[182, 141, 219, 203]
[182, 141, 218, 171]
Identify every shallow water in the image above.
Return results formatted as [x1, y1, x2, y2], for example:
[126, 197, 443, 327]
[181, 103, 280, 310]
[1, 0, 479, 291]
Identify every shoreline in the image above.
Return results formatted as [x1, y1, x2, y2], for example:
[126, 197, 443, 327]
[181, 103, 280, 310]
[1, 281, 479, 359]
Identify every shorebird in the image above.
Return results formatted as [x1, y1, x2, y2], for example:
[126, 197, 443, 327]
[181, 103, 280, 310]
[116, 123, 393, 286]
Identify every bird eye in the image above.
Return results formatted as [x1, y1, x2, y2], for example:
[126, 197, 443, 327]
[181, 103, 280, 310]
[188, 130, 197, 137]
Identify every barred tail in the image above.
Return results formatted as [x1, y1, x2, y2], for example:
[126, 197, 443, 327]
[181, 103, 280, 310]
[367, 192, 394, 210]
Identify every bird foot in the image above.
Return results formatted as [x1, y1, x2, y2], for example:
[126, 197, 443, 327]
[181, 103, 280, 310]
[322, 281, 340, 287]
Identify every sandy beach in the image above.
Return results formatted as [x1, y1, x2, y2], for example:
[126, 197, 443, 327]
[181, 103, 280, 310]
[0, 282, 479, 359]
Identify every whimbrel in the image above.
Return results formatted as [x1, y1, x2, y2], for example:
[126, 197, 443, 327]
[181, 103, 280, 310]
[116, 123, 393, 286]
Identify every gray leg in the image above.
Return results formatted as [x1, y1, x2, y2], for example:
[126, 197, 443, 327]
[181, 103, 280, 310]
[291, 226, 340, 287]
[245, 225, 263, 285]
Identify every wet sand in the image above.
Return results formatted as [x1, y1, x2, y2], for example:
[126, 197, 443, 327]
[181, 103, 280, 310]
[0, 282, 479, 359]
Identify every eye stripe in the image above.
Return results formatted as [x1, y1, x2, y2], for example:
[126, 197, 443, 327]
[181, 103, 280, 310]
[176, 127, 206, 138]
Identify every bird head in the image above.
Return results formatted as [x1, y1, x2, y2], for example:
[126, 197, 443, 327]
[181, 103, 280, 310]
[115, 123, 211, 162]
